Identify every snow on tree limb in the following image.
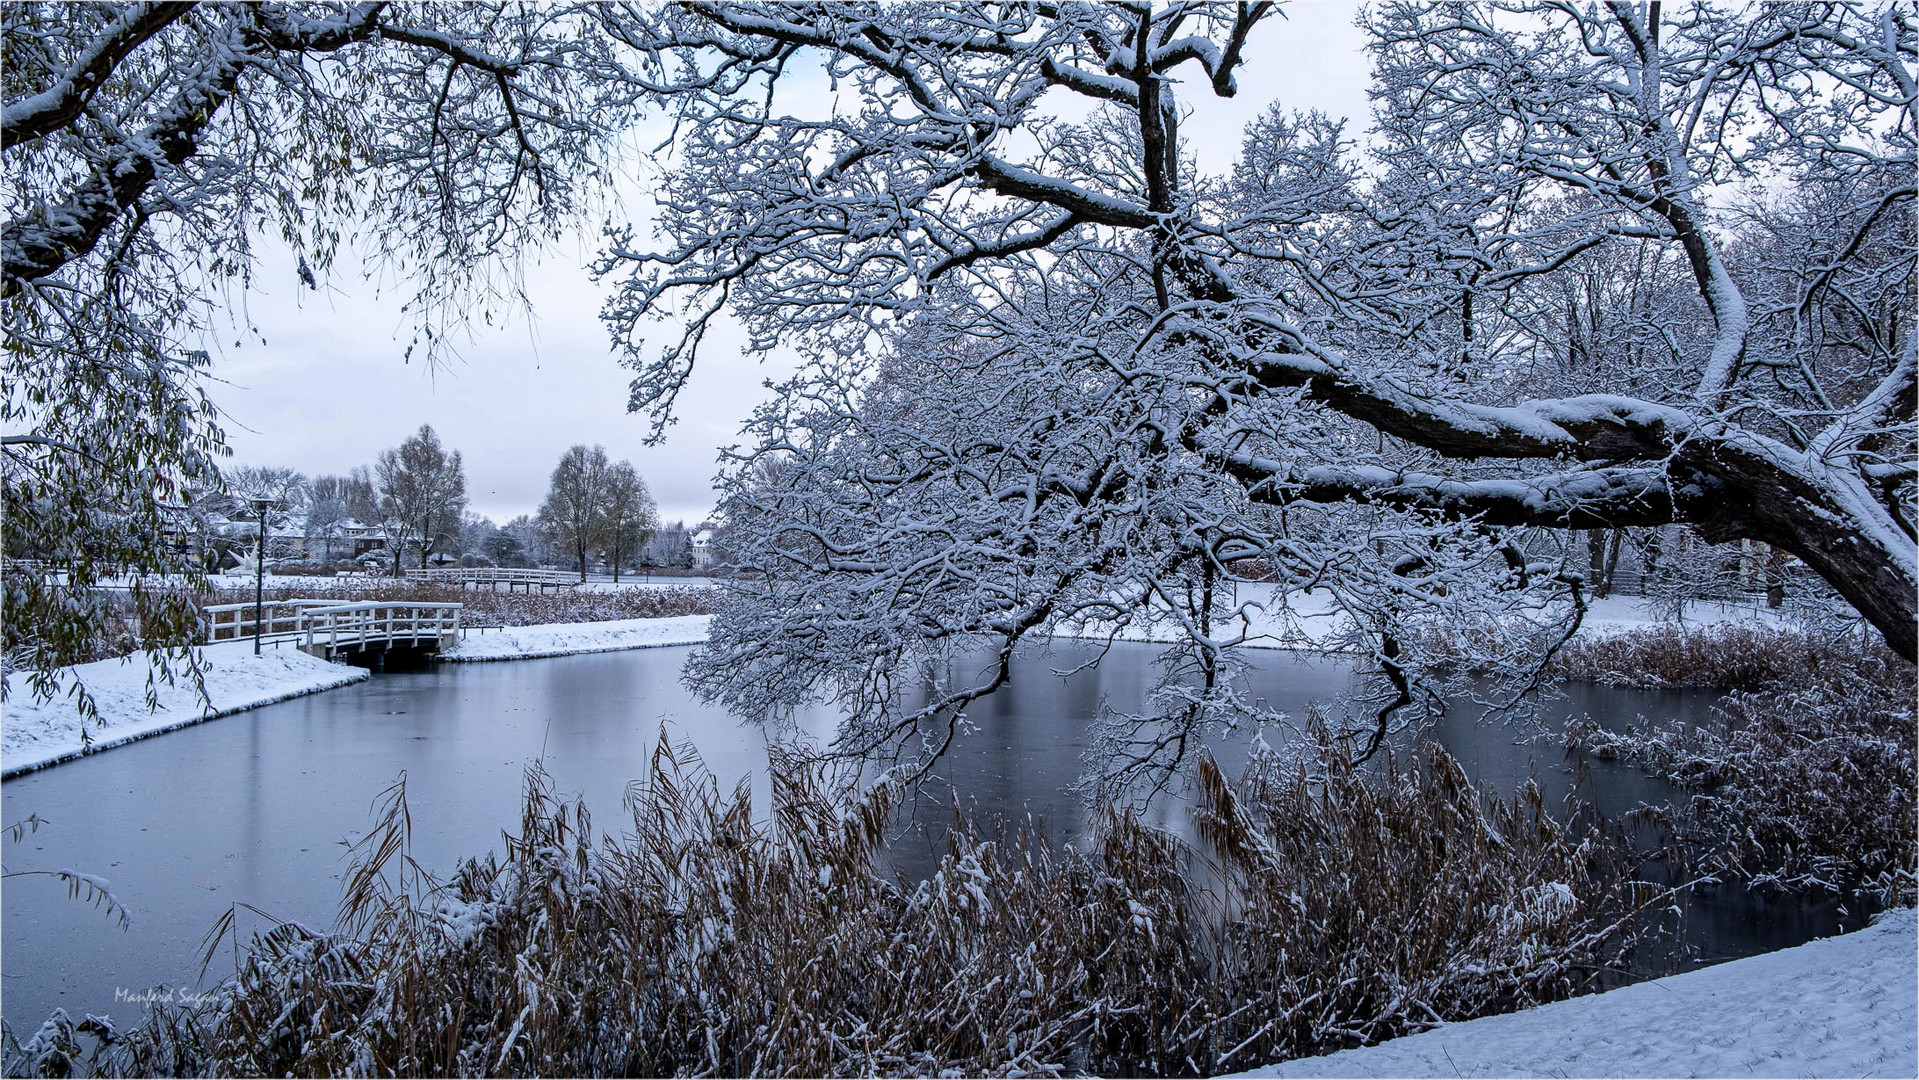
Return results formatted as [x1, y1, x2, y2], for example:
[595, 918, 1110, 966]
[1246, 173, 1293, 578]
[597, 1, 1914, 776]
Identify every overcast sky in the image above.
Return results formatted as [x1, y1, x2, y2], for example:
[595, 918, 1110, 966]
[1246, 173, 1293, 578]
[207, 3, 1373, 527]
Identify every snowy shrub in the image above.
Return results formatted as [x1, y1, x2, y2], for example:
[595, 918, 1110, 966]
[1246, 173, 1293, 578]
[1567, 672, 1916, 905]
[12, 735, 1669, 1078]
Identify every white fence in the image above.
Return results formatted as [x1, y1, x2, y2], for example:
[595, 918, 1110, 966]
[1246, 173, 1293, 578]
[205, 600, 347, 643]
[403, 567, 581, 590]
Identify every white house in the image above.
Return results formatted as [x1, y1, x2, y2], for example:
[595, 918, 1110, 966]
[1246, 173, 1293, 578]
[691, 527, 718, 569]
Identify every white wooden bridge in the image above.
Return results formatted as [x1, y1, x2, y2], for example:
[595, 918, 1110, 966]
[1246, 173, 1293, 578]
[205, 599, 463, 663]
[404, 566, 582, 591]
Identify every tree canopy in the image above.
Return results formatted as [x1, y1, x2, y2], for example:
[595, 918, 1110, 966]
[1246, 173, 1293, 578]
[597, 2, 1915, 781]
[4, 1, 632, 690]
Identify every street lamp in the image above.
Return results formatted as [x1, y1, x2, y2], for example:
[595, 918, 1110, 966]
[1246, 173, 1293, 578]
[248, 496, 276, 656]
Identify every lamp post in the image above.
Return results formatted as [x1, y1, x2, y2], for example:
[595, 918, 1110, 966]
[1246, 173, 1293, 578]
[248, 496, 276, 655]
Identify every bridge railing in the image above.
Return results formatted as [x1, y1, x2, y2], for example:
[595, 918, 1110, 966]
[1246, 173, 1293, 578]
[205, 599, 343, 643]
[206, 599, 464, 652]
[301, 602, 463, 654]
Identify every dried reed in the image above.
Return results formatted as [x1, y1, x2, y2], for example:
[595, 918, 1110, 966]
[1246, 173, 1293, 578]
[5, 732, 1667, 1078]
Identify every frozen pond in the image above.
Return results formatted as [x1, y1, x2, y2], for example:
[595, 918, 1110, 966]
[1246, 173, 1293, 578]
[1, 642, 1854, 1030]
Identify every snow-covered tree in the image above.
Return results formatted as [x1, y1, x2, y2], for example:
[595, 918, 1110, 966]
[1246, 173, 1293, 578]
[341, 466, 381, 527]
[645, 521, 695, 570]
[499, 514, 547, 568]
[305, 474, 352, 563]
[592, 2, 1914, 780]
[482, 529, 527, 569]
[375, 425, 466, 575]
[458, 512, 500, 567]
[3, 2, 631, 700]
[224, 465, 307, 509]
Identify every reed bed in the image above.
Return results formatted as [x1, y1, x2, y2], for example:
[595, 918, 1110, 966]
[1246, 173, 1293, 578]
[6, 732, 1669, 1078]
[1551, 623, 1899, 690]
[205, 582, 715, 628]
[1567, 672, 1916, 905]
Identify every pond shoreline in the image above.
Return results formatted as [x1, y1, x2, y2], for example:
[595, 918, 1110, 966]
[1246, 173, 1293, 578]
[1, 644, 370, 779]
[4, 597, 1786, 779]
[2, 616, 714, 778]
[1, 633, 1879, 1076]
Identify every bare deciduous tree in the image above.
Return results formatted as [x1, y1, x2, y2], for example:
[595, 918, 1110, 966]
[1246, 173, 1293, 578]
[601, 461, 657, 583]
[375, 425, 466, 575]
[538, 444, 612, 582]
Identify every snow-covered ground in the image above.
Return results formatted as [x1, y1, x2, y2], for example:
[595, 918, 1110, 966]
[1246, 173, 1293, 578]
[2, 642, 368, 777]
[439, 615, 713, 661]
[1233, 907, 1918, 1079]
[1579, 595, 1791, 637]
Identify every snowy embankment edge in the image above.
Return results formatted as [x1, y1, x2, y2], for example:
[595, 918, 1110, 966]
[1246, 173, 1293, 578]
[2, 649, 370, 780]
[437, 615, 713, 662]
[1229, 906, 1918, 1079]
[1050, 592, 1782, 656]
[1, 617, 719, 778]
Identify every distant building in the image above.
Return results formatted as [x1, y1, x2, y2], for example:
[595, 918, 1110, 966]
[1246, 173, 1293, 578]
[691, 527, 717, 569]
[342, 519, 390, 558]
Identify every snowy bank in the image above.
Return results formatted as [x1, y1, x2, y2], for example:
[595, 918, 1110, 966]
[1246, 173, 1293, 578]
[2, 643, 368, 778]
[1577, 595, 1791, 638]
[1233, 907, 1918, 1079]
[1058, 586, 1788, 654]
[439, 614, 712, 662]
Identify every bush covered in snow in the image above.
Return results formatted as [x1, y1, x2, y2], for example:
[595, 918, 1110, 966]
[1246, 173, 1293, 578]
[1567, 661, 1916, 905]
[3, 735, 1670, 1078]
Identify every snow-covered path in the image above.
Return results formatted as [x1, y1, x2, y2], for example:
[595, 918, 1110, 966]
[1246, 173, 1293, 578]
[2, 642, 369, 777]
[1233, 907, 1918, 1079]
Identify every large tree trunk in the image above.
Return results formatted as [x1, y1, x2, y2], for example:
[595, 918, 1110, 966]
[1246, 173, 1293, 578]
[1586, 530, 1607, 598]
[1686, 448, 1916, 661]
